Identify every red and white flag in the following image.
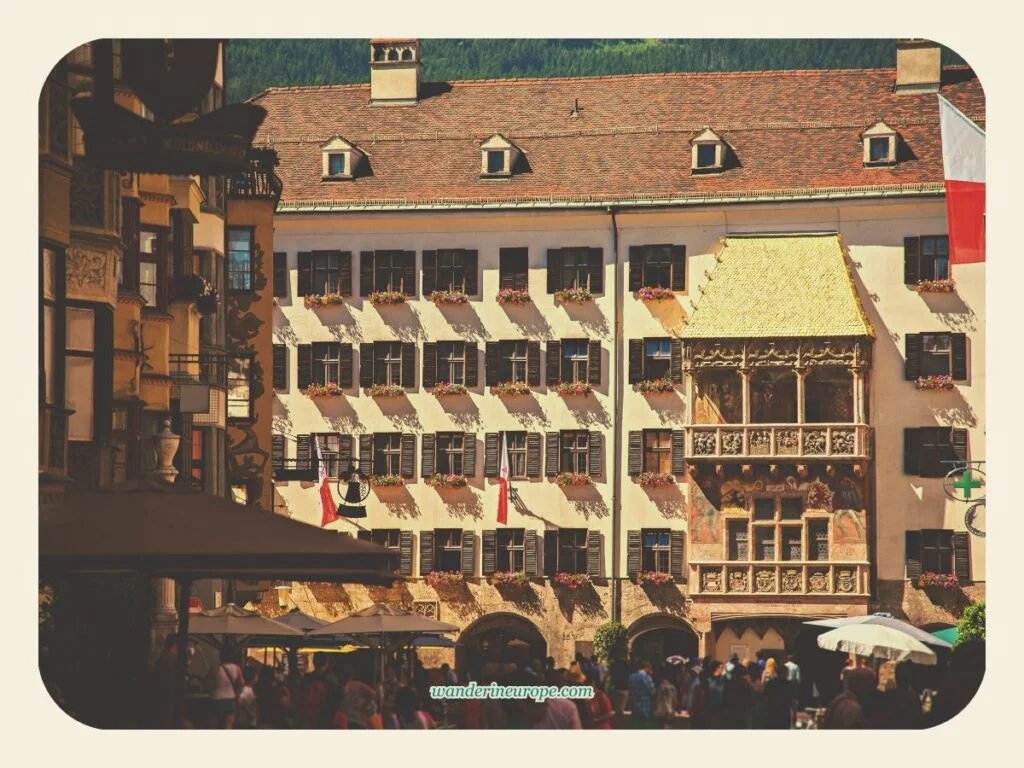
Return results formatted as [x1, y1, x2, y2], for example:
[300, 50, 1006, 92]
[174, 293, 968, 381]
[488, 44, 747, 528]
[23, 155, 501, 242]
[497, 432, 510, 525]
[316, 437, 338, 527]
[939, 94, 985, 267]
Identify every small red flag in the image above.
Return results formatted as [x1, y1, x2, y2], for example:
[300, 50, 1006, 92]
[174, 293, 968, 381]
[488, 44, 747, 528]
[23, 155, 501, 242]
[316, 438, 338, 527]
[497, 432, 509, 525]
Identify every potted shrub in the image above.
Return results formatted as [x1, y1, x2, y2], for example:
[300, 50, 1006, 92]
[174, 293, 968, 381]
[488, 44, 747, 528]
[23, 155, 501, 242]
[635, 570, 674, 586]
[914, 279, 955, 293]
[429, 289, 469, 305]
[492, 381, 531, 397]
[637, 378, 675, 394]
[370, 290, 407, 306]
[555, 381, 592, 397]
[593, 621, 628, 664]
[637, 472, 675, 488]
[429, 382, 469, 397]
[368, 474, 404, 488]
[303, 383, 345, 397]
[489, 571, 531, 587]
[637, 286, 675, 302]
[365, 383, 405, 398]
[915, 375, 955, 391]
[496, 288, 531, 305]
[554, 286, 593, 304]
[196, 288, 218, 317]
[917, 572, 960, 589]
[426, 571, 465, 589]
[553, 572, 590, 590]
[555, 472, 591, 487]
[429, 473, 468, 489]
[304, 293, 345, 309]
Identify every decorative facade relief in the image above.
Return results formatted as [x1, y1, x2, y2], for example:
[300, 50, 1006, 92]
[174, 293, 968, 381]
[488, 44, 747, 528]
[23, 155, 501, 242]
[808, 569, 829, 593]
[755, 569, 776, 593]
[66, 246, 117, 305]
[701, 569, 722, 592]
[727, 568, 748, 592]
[781, 568, 802, 592]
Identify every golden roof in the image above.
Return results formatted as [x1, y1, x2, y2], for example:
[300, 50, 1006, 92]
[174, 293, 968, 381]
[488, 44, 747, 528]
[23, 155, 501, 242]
[681, 233, 874, 339]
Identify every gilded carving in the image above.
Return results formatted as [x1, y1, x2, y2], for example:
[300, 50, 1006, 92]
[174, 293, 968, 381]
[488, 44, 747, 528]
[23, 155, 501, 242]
[727, 568, 749, 592]
[808, 570, 829, 593]
[781, 568, 801, 592]
[748, 430, 771, 455]
[803, 430, 827, 455]
[831, 430, 855, 455]
[836, 569, 856, 593]
[686, 340, 744, 368]
[721, 431, 743, 455]
[692, 431, 717, 456]
[413, 600, 439, 620]
[746, 340, 799, 367]
[755, 569, 775, 592]
[701, 569, 722, 592]
[801, 339, 858, 367]
[776, 429, 799, 454]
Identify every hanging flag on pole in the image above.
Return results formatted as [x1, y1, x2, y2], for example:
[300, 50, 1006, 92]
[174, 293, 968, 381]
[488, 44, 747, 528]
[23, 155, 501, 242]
[497, 432, 510, 525]
[938, 94, 985, 267]
[316, 437, 339, 527]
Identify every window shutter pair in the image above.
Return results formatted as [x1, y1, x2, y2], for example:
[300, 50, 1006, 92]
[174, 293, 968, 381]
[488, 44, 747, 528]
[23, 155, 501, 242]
[295, 343, 353, 389]
[421, 433, 477, 477]
[483, 432, 542, 478]
[905, 530, 971, 581]
[272, 345, 287, 390]
[359, 251, 374, 297]
[904, 428, 969, 477]
[271, 434, 284, 471]
[545, 248, 602, 292]
[626, 530, 642, 577]
[499, 247, 528, 291]
[670, 530, 686, 580]
[905, 333, 968, 380]
[273, 252, 287, 298]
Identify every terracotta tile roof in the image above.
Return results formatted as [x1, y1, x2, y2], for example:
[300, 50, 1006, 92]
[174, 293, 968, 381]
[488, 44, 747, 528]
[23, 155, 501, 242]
[250, 67, 983, 209]
[681, 234, 874, 339]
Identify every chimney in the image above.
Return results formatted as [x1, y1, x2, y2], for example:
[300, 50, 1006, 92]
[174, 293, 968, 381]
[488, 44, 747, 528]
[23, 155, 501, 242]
[895, 39, 942, 93]
[369, 39, 421, 105]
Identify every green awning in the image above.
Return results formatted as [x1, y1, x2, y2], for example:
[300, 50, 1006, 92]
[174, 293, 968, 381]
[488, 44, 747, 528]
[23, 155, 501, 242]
[931, 627, 958, 644]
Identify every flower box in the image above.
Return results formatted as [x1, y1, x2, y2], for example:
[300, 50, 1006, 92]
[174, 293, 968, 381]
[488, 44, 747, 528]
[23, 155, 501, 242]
[429, 473, 468, 489]
[637, 472, 676, 488]
[370, 291, 407, 306]
[429, 290, 469, 305]
[915, 375, 955, 391]
[555, 381, 592, 397]
[553, 572, 591, 590]
[303, 383, 345, 397]
[304, 293, 345, 309]
[637, 378, 675, 394]
[492, 381, 531, 397]
[637, 286, 676, 302]
[496, 288, 532, 305]
[554, 286, 593, 304]
[636, 570, 674, 586]
[490, 571, 531, 587]
[369, 474, 404, 488]
[196, 292, 219, 317]
[365, 383, 405, 398]
[429, 382, 469, 397]
[555, 472, 591, 487]
[914, 279, 956, 293]
[426, 571, 465, 589]
[917, 572, 960, 589]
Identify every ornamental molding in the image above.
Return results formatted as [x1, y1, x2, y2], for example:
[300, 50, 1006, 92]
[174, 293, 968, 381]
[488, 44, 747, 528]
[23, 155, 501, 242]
[684, 338, 872, 370]
[65, 245, 116, 306]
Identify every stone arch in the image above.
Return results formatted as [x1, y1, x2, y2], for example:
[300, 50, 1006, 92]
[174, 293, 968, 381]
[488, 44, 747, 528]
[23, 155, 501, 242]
[456, 611, 547, 677]
[627, 613, 699, 663]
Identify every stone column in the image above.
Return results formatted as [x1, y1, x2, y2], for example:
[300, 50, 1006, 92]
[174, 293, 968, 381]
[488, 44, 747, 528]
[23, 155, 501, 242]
[795, 367, 808, 424]
[684, 369, 696, 425]
[151, 420, 182, 648]
[740, 368, 752, 423]
[851, 367, 864, 424]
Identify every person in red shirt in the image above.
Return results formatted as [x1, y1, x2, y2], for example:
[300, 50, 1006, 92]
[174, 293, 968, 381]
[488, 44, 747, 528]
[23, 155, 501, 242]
[582, 670, 614, 729]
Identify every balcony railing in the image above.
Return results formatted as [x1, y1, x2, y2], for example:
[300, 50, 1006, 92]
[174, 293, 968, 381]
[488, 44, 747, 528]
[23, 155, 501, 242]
[169, 353, 230, 390]
[685, 424, 870, 461]
[272, 458, 317, 483]
[690, 561, 870, 597]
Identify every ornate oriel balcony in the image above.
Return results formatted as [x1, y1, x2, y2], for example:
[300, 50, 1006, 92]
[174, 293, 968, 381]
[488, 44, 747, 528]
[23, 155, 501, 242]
[691, 561, 870, 597]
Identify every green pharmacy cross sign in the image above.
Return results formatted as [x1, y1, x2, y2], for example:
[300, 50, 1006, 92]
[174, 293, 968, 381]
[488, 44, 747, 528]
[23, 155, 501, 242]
[943, 463, 985, 504]
[952, 468, 983, 499]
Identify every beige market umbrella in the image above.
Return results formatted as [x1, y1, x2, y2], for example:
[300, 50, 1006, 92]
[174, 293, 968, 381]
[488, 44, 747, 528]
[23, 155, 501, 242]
[189, 604, 305, 639]
[816, 624, 938, 665]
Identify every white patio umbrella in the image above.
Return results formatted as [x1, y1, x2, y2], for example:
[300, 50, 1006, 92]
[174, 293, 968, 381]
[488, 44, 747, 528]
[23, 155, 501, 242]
[816, 624, 938, 665]
[804, 613, 953, 650]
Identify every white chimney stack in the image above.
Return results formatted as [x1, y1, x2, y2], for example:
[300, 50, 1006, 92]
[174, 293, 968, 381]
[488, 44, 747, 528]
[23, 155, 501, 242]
[895, 39, 942, 93]
[369, 39, 421, 105]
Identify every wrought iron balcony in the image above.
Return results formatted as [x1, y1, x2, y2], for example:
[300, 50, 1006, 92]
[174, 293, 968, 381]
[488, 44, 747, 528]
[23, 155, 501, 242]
[272, 458, 317, 483]
[169, 353, 229, 389]
[690, 561, 870, 597]
[684, 423, 871, 461]
[226, 148, 282, 202]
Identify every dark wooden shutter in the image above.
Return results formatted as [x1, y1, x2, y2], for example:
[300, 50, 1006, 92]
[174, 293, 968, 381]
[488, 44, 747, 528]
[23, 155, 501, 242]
[587, 531, 602, 577]
[951, 428, 969, 463]
[338, 435, 353, 474]
[527, 341, 541, 386]
[627, 530, 642, 578]
[546, 249, 562, 293]
[905, 531, 922, 579]
[296, 344, 312, 392]
[670, 338, 683, 384]
[461, 532, 476, 577]
[402, 251, 416, 296]
[545, 432, 560, 476]
[525, 530, 538, 576]
[421, 250, 436, 296]
[421, 434, 436, 478]
[400, 433, 415, 478]
[628, 431, 643, 475]
[588, 340, 602, 386]
[482, 530, 497, 576]
[465, 341, 478, 387]
[93, 307, 114, 444]
[904, 428, 921, 476]
[296, 434, 311, 470]
[628, 339, 643, 384]
[359, 434, 373, 474]
[500, 247, 528, 291]
[952, 532, 971, 581]
[273, 344, 287, 390]
[951, 333, 968, 380]
[401, 343, 415, 388]
[546, 341, 562, 385]
[273, 252, 287, 298]
[419, 531, 434, 576]
[485, 342, 500, 386]
[357, 530, 372, 542]
[339, 251, 352, 296]
[484, 433, 500, 477]
[463, 432, 477, 477]
[359, 251, 374, 296]
[544, 532, 558, 577]
[671, 430, 686, 475]
[670, 245, 686, 291]
[297, 251, 312, 296]
[904, 333, 922, 380]
[339, 344, 353, 389]
[271, 434, 285, 471]
[359, 343, 374, 388]
[588, 248, 604, 293]
[670, 530, 685, 580]
[526, 433, 542, 478]
[399, 531, 414, 576]
[422, 342, 437, 389]
[903, 237, 920, 285]
[588, 431, 602, 478]
[464, 249, 479, 295]
[628, 246, 643, 291]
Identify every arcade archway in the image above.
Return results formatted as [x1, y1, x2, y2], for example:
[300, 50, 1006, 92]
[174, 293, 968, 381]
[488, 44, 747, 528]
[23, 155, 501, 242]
[627, 614, 699, 664]
[456, 612, 547, 677]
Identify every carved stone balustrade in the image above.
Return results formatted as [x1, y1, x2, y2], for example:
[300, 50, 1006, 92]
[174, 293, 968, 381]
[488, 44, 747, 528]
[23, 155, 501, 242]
[685, 424, 870, 461]
[691, 561, 869, 597]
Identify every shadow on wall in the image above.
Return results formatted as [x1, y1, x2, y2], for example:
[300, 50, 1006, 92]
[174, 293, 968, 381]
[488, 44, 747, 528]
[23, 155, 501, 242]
[566, 396, 612, 429]
[555, 582, 607, 621]
[375, 303, 424, 342]
[375, 394, 424, 432]
[273, 308, 299, 347]
[639, 583, 688, 616]
[502, 301, 554, 340]
[317, 304, 363, 342]
[645, 389, 687, 425]
[645, 483, 688, 520]
[919, 292, 979, 334]
[492, 583, 544, 617]
[438, 393, 482, 430]
[502, 393, 551, 429]
[433, 487, 484, 521]
[643, 296, 688, 335]
[314, 393, 360, 432]
[559, 300, 610, 337]
[556, 483, 609, 519]
[436, 303, 491, 341]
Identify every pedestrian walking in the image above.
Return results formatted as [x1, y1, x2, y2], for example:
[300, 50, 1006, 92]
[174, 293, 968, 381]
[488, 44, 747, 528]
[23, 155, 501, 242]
[653, 666, 679, 727]
[627, 659, 657, 729]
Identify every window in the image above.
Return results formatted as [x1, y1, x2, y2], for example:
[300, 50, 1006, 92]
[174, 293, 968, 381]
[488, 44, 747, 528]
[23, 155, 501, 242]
[562, 340, 590, 383]
[690, 129, 725, 171]
[808, 520, 829, 561]
[748, 495, 808, 560]
[754, 526, 776, 561]
[201, 175, 225, 212]
[753, 497, 776, 522]
[922, 334, 952, 377]
[906, 332, 967, 381]
[190, 428, 205, 491]
[556, 529, 588, 574]
[65, 307, 95, 442]
[643, 430, 672, 474]
[507, 431, 528, 479]
[313, 342, 341, 386]
[139, 230, 159, 306]
[374, 433, 403, 476]
[487, 150, 505, 174]
[373, 342, 404, 386]
[313, 433, 342, 478]
[437, 342, 466, 385]
[696, 144, 718, 168]
[370, 529, 401, 550]
[905, 427, 967, 478]
[273, 252, 287, 298]
[499, 248, 528, 291]
[869, 137, 891, 163]
[728, 519, 749, 561]
[227, 356, 252, 420]
[905, 235, 950, 284]
[500, 341, 528, 383]
[645, 339, 672, 379]
[312, 251, 342, 295]
[328, 153, 347, 176]
[373, 250, 410, 293]
[496, 528, 526, 572]
[227, 228, 253, 291]
[560, 431, 589, 474]
[435, 529, 463, 571]
[629, 245, 685, 292]
[781, 497, 804, 520]
[642, 529, 671, 573]
[561, 248, 592, 291]
[436, 432, 465, 475]
[782, 527, 802, 562]
[436, 250, 467, 293]
[547, 247, 602, 294]
[921, 530, 953, 574]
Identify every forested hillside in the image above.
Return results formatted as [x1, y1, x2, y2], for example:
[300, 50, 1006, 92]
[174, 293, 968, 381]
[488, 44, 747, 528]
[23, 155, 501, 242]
[227, 39, 965, 102]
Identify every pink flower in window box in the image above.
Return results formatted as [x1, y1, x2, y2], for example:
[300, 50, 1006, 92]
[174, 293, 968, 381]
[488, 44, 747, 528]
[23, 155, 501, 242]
[554, 287, 593, 304]
[492, 381, 531, 397]
[496, 288, 532, 305]
[554, 472, 591, 487]
[555, 381, 592, 397]
[429, 289, 469, 305]
[365, 383, 405, 398]
[637, 286, 676, 302]
[553, 572, 591, 590]
[917, 572, 960, 589]
[637, 472, 675, 488]
[636, 570, 674, 586]
[304, 293, 345, 308]
[429, 473, 468, 488]
[370, 290, 407, 305]
[426, 571, 465, 588]
[489, 571, 531, 587]
[637, 378, 675, 394]
[914, 279, 955, 293]
[429, 382, 469, 397]
[915, 375, 955, 391]
[368, 474, 404, 488]
[303, 383, 345, 397]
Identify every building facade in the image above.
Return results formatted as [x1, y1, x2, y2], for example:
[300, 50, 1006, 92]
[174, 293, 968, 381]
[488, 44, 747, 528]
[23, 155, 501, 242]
[258, 39, 984, 668]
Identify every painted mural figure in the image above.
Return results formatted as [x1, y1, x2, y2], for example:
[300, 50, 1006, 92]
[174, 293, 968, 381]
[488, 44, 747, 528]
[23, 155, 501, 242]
[832, 477, 866, 542]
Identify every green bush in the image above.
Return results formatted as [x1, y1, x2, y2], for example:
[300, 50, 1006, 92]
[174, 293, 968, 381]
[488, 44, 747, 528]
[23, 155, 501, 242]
[593, 621, 628, 663]
[955, 600, 985, 647]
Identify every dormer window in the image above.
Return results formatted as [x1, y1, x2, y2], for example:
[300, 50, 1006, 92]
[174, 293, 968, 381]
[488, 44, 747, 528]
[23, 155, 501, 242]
[321, 135, 363, 180]
[862, 121, 898, 166]
[328, 153, 347, 177]
[480, 134, 519, 178]
[691, 128, 726, 173]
